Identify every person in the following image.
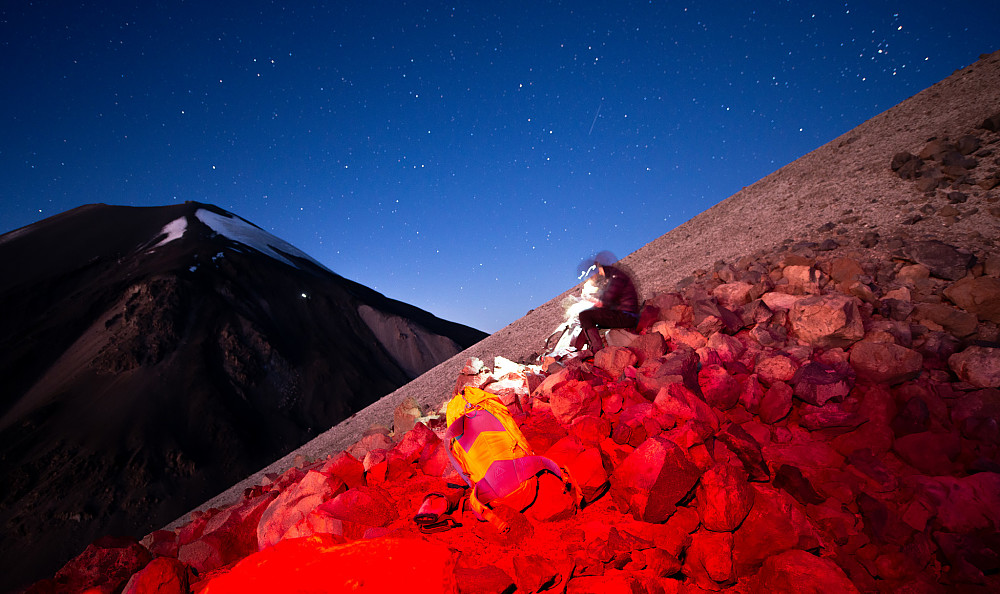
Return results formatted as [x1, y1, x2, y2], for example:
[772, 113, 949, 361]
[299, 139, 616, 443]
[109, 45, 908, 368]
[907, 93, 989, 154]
[573, 252, 639, 355]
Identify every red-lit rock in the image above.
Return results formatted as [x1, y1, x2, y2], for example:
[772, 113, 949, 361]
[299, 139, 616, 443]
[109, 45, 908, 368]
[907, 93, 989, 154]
[626, 332, 667, 366]
[594, 346, 638, 378]
[850, 342, 923, 385]
[892, 431, 961, 476]
[310, 485, 399, 539]
[610, 436, 702, 523]
[204, 535, 458, 593]
[756, 354, 799, 386]
[550, 379, 602, 427]
[759, 380, 793, 423]
[789, 294, 865, 348]
[733, 484, 821, 573]
[754, 549, 860, 593]
[568, 414, 612, 446]
[698, 364, 740, 410]
[653, 383, 719, 431]
[949, 346, 1000, 388]
[792, 360, 854, 407]
[319, 451, 366, 489]
[53, 536, 152, 594]
[122, 557, 190, 594]
[909, 473, 1000, 533]
[256, 470, 347, 550]
[140, 530, 178, 559]
[715, 422, 770, 482]
[696, 462, 754, 532]
[546, 436, 609, 504]
[739, 374, 765, 414]
[683, 529, 735, 590]
[512, 554, 563, 593]
[455, 563, 514, 594]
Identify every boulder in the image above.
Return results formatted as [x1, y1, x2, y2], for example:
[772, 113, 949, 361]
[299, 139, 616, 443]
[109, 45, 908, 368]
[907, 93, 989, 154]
[626, 332, 667, 366]
[892, 431, 961, 476]
[903, 240, 975, 280]
[52, 536, 152, 593]
[310, 486, 399, 539]
[594, 346, 638, 378]
[739, 374, 765, 414]
[455, 564, 514, 594]
[909, 473, 1000, 533]
[256, 470, 347, 550]
[696, 462, 754, 532]
[849, 342, 923, 385]
[683, 530, 735, 590]
[712, 281, 755, 309]
[610, 436, 702, 523]
[791, 360, 854, 406]
[914, 302, 979, 337]
[944, 275, 1000, 323]
[716, 422, 770, 482]
[949, 346, 1000, 388]
[568, 414, 612, 446]
[203, 535, 457, 594]
[756, 354, 799, 386]
[550, 379, 602, 426]
[392, 396, 422, 434]
[759, 381, 793, 424]
[789, 294, 865, 348]
[698, 364, 740, 410]
[754, 549, 860, 593]
[733, 484, 821, 573]
[653, 383, 719, 431]
[122, 557, 190, 594]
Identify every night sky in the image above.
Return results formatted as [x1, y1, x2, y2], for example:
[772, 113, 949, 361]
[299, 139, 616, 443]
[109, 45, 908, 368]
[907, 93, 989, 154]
[2, 2, 998, 333]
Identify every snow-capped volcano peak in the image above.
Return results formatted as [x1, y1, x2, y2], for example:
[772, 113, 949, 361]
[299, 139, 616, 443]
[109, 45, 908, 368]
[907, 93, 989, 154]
[152, 207, 329, 272]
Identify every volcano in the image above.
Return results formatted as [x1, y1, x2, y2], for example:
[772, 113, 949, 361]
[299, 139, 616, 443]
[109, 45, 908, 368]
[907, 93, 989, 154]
[0, 202, 486, 587]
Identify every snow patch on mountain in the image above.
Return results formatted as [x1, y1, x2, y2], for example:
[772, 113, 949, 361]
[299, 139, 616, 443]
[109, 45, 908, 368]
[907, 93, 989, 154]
[152, 217, 188, 248]
[195, 209, 330, 272]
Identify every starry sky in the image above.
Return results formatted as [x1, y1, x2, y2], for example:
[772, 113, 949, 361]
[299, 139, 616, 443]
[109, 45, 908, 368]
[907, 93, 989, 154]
[2, 1, 998, 333]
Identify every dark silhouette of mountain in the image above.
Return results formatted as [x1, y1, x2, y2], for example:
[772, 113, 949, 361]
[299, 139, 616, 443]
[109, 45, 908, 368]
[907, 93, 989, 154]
[0, 201, 486, 587]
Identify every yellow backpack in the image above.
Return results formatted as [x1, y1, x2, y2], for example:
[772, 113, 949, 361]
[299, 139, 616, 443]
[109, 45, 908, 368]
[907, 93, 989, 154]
[444, 386, 581, 531]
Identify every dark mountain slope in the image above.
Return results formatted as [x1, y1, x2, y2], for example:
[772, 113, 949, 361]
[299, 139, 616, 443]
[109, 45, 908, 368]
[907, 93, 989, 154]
[0, 202, 486, 587]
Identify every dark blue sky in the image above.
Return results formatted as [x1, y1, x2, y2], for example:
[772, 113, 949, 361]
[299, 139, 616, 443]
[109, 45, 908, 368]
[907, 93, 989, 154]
[3, 1, 998, 332]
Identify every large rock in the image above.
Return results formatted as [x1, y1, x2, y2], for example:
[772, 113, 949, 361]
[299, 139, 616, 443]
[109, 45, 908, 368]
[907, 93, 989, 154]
[944, 275, 1000, 323]
[733, 485, 820, 573]
[610, 437, 702, 523]
[754, 549, 860, 593]
[550, 379, 602, 426]
[696, 462, 754, 532]
[256, 470, 347, 550]
[913, 302, 979, 337]
[52, 536, 152, 593]
[759, 381, 793, 424]
[789, 294, 864, 348]
[949, 346, 1000, 388]
[849, 342, 923, 385]
[903, 240, 975, 280]
[791, 360, 854, 406]
[909, 473, 1000, 533]
[203, 535, 458, 593]
[698, 364, 740, 410]
[122, 557, 190, 594]
[892, 431, 961, 476]
[683, 529, 735, 590]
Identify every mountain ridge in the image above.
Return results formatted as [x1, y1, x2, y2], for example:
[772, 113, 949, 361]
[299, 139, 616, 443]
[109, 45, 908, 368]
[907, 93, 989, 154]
[0, 201, 487, 587]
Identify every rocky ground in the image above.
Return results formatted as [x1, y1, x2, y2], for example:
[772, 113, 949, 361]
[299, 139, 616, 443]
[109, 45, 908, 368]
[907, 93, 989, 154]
[28, 220, 1000, 592]
[17, 51, 1000, 594]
